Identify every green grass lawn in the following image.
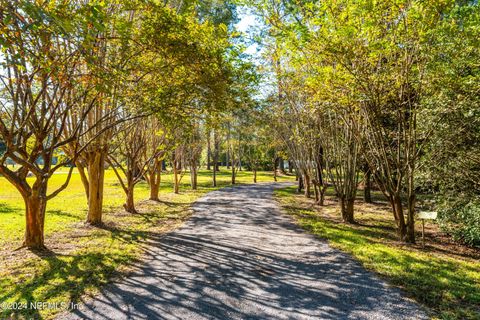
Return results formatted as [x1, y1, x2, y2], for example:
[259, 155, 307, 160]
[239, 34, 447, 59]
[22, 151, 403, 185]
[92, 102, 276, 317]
[275, 186, 480, 320]
[0, 167, 293, 319]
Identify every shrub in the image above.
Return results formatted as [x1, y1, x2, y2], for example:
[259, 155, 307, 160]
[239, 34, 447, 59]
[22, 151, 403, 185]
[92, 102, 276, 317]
[438, 199, 480, 248]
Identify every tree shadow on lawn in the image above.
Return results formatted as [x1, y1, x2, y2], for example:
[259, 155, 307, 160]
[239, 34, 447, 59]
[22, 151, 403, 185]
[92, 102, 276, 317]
[285, 201, 398, 243]
[142, 198, 178, 208]
[0, 199, 193, 319]
[295, 213, 480, 318]
[48, 209, 84, 220]
[0, 248, 132, 320]
[289, 202, 480, 318]
[365, 246, 480, 318]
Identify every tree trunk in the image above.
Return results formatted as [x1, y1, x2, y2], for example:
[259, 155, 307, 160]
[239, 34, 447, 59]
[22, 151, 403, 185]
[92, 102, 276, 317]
[174, 160, 180, 194]
[313, 182, 320, 203]
[213, 131, 218, 187]
[406, 194, 416, 243]
[364, 167, 372, 203]
[226, 150, 230, 169]
[124, 184, 137, 213]
[149, 164, 162, 201]
[212, 162, 217, 187]
[23, 181, 48, 249]
[279, 157, 285, 173]
[406, 172, 416, 243]
[319, 185, 327, 206]
[231, 153, 236, 184]
[76, 161, 89, 200]
[150, 180, 160, 201]
[392, 195, 407, 240]
[191, 165, 198, 190]
[304, 174, 311, 198]
[297, 174, 303, 193]
[214, 130, 220, 172]
[288, 160, 293, 174]
[207, 130, 211, 170]
[273, 158, 278, 182]
[315, 149, 326, 206]
[253, 169, 257, 183]
[340, 197, 355, 224]
[86, 151, 105, 225]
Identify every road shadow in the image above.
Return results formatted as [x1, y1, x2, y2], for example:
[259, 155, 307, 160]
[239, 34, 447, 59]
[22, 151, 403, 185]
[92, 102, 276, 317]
[63, 183, 426, 320]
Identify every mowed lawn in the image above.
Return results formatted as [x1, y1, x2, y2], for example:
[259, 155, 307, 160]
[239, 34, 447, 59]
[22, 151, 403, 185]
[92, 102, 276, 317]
[275, 186, 480, 320]
[0, 167, 293, 319]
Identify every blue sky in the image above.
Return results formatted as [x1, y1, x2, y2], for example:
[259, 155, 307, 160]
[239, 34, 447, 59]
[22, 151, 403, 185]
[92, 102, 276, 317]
[235, 8, 260, 56]
[234, 8, 276, 99]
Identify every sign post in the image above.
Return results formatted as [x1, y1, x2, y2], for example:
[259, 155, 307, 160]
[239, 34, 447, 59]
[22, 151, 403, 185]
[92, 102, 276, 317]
[417, 211, 437, 248]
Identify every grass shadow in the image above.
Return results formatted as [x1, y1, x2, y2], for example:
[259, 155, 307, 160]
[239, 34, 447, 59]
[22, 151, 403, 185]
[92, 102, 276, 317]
[0, 249, 131, 319]
[276, 186, 480, 319]
[47, 209, 83, 220]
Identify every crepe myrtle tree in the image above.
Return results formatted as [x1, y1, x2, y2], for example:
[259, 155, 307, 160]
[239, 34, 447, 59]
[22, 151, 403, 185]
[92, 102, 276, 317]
[108, 116, 166, 213]
[184, 123, 203, 190]
[144, 118, 170, 201]
[169, 126, 192, 195]
[318, 108, 361, 224]
[62, 12, 126, 226]
[0, 1, 116, 249]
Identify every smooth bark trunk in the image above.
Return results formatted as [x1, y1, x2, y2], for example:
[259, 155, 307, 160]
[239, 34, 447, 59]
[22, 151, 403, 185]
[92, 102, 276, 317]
[392, 195, 407, 240]
[314, 183, 320, 203]
[297, 174, 303, 193]
[304, 174, 311, 198]
[212, 164, 217, 187]
[319, 186, 326, 206]
[315, 149, 327, 206]
[191, 166, 198, 190]
[148, 162, 162, 201]
[364, 168, 372, 203]
[86, 152, 105, 225]
[279, 157, 285, 173]
[231, 155, 236, 184]
[150, 181, 160, 201]
[207, 131, 211, 170]
[340, 197, 355, 224]
[148, 160, 162, 201]
[23, 182, 48, 249]
[273, 158, 278, 182]
[406, 194, 416, 243]
[124, 184, 137, 213]
[174, 161, 180, 194]
[406, 172, 416, 243]
[213, 132, 218, 187]
[76, 162, 89, 200]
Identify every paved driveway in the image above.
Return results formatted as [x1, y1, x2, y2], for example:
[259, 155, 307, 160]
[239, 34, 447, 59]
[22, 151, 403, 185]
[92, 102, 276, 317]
[63, 183, 427, 320]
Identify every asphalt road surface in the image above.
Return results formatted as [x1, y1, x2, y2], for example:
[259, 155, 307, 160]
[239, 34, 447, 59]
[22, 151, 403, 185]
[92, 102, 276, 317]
[62, 183, 427, 320]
